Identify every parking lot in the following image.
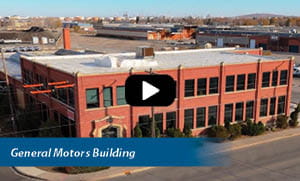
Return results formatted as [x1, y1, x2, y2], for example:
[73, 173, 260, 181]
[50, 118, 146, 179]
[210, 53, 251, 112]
[273, 52, 300, 104]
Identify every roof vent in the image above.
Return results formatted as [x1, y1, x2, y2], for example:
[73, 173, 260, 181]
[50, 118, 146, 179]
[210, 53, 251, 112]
[136, 46, 154, 59]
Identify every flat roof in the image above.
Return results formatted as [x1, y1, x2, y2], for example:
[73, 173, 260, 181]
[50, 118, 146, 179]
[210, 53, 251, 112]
[21, 48, 285, 75]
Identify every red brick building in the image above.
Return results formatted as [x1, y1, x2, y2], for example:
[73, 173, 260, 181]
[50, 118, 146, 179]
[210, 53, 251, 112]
[0, 47, 294, 137]
[197, 30, 300, 53]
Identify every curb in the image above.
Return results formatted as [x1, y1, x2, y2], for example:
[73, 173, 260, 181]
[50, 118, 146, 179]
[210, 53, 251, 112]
[12, 167, 47, 181]
[98, 167, 154, 180]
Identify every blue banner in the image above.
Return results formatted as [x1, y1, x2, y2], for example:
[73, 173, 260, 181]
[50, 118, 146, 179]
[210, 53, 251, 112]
[0, 138, 229, 166]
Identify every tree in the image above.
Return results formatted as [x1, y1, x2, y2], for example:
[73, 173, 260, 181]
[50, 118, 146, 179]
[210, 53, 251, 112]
[133, 125, 143, 137]
[38, 119, 62, 137]
[289, 103, 300, 127]
[276, 115, 289, 129]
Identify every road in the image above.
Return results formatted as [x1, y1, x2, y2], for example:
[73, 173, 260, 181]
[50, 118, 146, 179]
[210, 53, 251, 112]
[0, 167, 31, 181]
[108, 135, 300, 181]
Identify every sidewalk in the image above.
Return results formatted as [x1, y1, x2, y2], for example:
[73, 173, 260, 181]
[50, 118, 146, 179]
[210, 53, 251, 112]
[15, 126, 300, 181]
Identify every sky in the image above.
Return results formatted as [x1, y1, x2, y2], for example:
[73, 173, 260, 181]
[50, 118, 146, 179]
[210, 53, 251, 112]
[1, 0, 299, 17]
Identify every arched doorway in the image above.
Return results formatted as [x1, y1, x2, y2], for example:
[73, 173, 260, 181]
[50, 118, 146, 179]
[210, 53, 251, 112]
[101, 126, 118, 138]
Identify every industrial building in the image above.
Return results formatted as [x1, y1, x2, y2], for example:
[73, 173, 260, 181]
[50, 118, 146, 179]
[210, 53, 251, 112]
[94, 23, 196, 40]
[0, 29, 294, 138]
[197, 28, 300, 53]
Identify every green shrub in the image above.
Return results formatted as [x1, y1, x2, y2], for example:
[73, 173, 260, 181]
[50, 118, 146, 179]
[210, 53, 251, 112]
[276, 115, 289, 129]
[228, 123, 242, 139]
[165, 128, 184, 137]
[256, 122, 266, 135]
[289, 116, 299, 127]
[207, 125, 229, 139]
[155, 127, 161, 138]
[290, 105, 299, 127]
[183, 126, 193, 137]
[133, 125, 143, 137]
[242, 120, 265, 136]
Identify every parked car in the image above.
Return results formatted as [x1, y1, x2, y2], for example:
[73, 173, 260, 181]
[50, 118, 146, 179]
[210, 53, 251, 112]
[294, 66, 300, 77]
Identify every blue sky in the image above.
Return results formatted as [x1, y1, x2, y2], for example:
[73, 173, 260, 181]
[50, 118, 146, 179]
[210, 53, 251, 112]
[1, 0, 299, 17]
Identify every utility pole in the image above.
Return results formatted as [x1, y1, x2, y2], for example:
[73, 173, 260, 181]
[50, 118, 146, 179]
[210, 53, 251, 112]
[1, 48, 17, 135]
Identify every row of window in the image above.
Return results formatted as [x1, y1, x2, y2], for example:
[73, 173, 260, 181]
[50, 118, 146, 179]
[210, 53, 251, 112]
[183, 96, 286, 129]
[184, 70, 289, 97]
[185, 77, 218, 97]
[86, 86, 126, 108]
[138, 112, 176, 136]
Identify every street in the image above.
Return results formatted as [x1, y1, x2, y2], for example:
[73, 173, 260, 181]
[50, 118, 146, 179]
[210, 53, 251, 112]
[0, 167, 30, 181]
[108, 135, 300, 181]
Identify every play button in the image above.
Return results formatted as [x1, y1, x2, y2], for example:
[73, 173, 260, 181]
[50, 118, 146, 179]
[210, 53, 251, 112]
[125, 75, 176, 106]
[142, 81, 160, 100]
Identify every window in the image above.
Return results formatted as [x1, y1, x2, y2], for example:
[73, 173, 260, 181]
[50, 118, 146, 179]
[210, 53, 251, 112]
[58, 88, 67, 104]
[86, 88, 99, 108]
[166, 112, 176, 129]
[184, 109, 194, 129]
[235, 102, 244, 121]
[154, 113, 163, 134]
[209, 77, 219, 94]
[68, 88, 74, 107]
[208, 106, 217, 125]
[224, 104, 233, 123]
[269, 97, 276, 115]
[138, 115, 151, 137]
[260, 98, 268, 117]
[117, 86, 126, 105]
[262, 72, 270, 87]
[196, 107, 206, 128]
[103, 87, 112, 107]
[197, 78, 207, 96]
[247, 73, 256, 89]
[237, 74, 246, 91]
[277, 96, 286, 114]
[185, 79, 195, 97]
[246, 101, 254, 119]
[226, 75, 235, 92]
[272, 71, 278, 86]
[280, 70, 288, 85]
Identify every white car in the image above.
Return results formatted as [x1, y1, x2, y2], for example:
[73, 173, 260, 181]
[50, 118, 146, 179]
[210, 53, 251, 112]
[294, 66, 300, 77]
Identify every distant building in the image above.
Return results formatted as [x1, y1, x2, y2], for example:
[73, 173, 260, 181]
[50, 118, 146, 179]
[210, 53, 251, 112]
[94, 23, 196, 40]
[196, 27, 300, 53]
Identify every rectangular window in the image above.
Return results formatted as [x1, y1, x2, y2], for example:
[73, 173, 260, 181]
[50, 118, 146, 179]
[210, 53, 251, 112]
[262, 72, 270, 87]
[235, 102, 244, 121]
[224, 104, 233, 123]
[154, 113, 163, 134]
[196, 107, 206, 128]
[260, 98, 268, 117]
[246, 101, 254, 119]
[117, 86, 126, 105]
[197, 78, 207, 96]
[86, 88, 99, 108]
[184, 109, 194, 129]
[138, 115, 151, 137]
[280, 70, 288, 85]
[103, 87, 113, 107]
[277, 96, 286, 114]
[185, 79, 195, 97]
[68, 88, 74, 107]
[226, 75, 235, 92]
[272, 71, 278, 86]
[58, 88, 67, 104]
[237, 74, 246, 91]
[208, 106, 217, 125]
[166, 112, 176, 129]
[269, 97, 276, 115]
[247, 73, 256, 89]
[209, 77, 219, 94]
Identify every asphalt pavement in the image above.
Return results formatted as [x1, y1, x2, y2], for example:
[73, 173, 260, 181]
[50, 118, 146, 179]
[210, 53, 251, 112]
[0, 167, 32, 181]
[108, 135, 300, 181]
